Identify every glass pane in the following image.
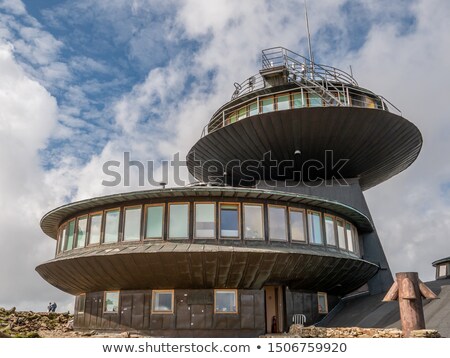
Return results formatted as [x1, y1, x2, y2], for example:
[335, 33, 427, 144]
[277, 94, 290, 110]
[123, 207, 141, 241]
[104, 210, 120, 243]
[104, 292, 119, 313]
[439, 265, 447, 277]
[169, 204, 189, 238]
[325, 216, 336, 246]
[215, 291, 237, 313]
[337, 220, 346, 249]
[220, 204, 239, 238]
[346, 223, 354, 252]
[244, 205, 264, 240]
[269, 206, 287, 240]
[308, 212, 323, 244]
[238, 107, 247, 120]
[290, 210, 306, 242]
[195, 203, 215, 238]
[365, 96, 376, 108]
[89, 214, 102, 245]
[261, 97, 274, 113]
[153, 292, 173, 312]
[292, 93, 305, 108]
[146, 205, 164, 238]
[309, 93, 322, 107]
[227, 112, 237, 124]
[76, 217, 88, 248]
[249, 102, 258, 116]
[318, 293, 328, 314]
[65, 221, 75, 251]
[59, 226, 67, 253]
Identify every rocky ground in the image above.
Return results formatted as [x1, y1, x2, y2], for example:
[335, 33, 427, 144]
[0, 307, 442, 338]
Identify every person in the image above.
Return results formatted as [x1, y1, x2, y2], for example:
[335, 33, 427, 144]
[51, 302, 57, 312]
[47, 302, 52, 312]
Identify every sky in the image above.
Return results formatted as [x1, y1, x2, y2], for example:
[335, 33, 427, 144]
[0, 0, 449, 312]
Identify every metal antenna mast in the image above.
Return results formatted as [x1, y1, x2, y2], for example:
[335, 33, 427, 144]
[304, 0, 314, 77]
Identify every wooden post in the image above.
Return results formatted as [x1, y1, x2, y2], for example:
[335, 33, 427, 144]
[383, 272, 438, 337]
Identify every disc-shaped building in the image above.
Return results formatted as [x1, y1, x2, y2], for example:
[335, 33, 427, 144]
[37, 47, 422, 337]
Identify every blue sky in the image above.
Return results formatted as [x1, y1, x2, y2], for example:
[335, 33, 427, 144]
[1, 0, 450, 311]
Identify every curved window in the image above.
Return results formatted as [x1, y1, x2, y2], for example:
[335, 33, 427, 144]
[345, 222, 354, 252]
[169, 203, 189, 239]
[438, 265, 447, 278]
[261, 97, 274, 113]
[243, 204, 264, 240]
[289, 208, 306, 242]
[324, 215, 336, 246]
[145, 204, 164, 239]
[269, 206, 287, 241]
[123, 206, 142, 242]
[104, 209, 120, 244]
[276, 94, 290, 110]
[75, 216, 88, 248]
[220, 203, 240, 239]
[195, 203, 215, 239]
[88, 213, 102, 245]
[308, 211, 323, 245]
[292, 92, 305, 108]
[336, 219, 346, 249]
[58, 225, 67, 253]
[64, 220, 75, 251]
[308, 93, 322, 107]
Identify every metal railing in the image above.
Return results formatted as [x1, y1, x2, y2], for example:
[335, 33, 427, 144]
[201, 47, 402, 137]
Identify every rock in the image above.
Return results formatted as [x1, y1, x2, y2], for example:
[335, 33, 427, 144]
[120, 331, 131, 338]
[82, 330, 97, 337]
[0, 331, 11, 338]
[5, 307, 16, 315]
[410, 330, 441, 338]
[65, 320, 74, 331]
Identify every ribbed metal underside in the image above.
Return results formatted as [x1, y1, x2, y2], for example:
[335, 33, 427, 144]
[36, 243, 378, 296]
[188, 107, 422, 191]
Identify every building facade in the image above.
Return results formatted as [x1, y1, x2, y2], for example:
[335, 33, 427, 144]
[37, 47, 422, 337]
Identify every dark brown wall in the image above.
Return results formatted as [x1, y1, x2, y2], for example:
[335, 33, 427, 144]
[74, 289, 265, 337]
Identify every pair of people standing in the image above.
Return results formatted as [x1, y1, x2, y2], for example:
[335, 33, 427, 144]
[47, 302, 57, 312]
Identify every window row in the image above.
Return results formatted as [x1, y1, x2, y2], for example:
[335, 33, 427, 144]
[224, 89, 383, 125]
[57, 202, 359, 255]
[77, 289, 238, 315]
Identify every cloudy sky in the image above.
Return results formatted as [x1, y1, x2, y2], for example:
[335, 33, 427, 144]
[0, 0, 449, 312]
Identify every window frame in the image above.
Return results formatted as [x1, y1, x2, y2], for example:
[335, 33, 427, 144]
[260, 96, 275, 114]
[345, 221, 354, 252]
[268, 205, 288, 241]
[219, 202, 241, 240]
[144, 203, 165, 240]
[151, 290, 175, 314]
[103, 290, 120, 314]
[102, 208, 121, 244]
[74, 215, 88, 249]
[168, 202, 190, 240]
[288, 207, 307, 243]
[275, 93, 291, 111]
[324, 214, 337, 247]
[57, 224, 67, 254]
[194, 202, 216, 240]
[307, 210, 324, 245]
[77, 294, 86, 315]
[64, 219, 76, 251]
[214, 289, 239, 314]
[122, 205, 143, 242]
[317, 292, 328, 314]
[87, 211, 103, 246]
[438, 264, 447, 278]
[243, 203, 265, 241]
[336, 218, 347, 250]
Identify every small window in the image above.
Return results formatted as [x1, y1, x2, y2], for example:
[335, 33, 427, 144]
[438, 265, 447, 278]
[77, 294, 86, 315]
[249, 102, 258, 116]
[104, 291, 119, 313]
[289, 208, 306, 242]
[238, 107, 247, 120]
[88, 213, 102, 245]
[336, 219, 346, 249]
[214, 289, 238, 314]
[104, 209, 120, 244]
[152, 290, 174, 314]
[292, 92, 305, 108]
[243, 204, 264, 240]
[169, 203, 189, 239]
[227, 112, 237, 125]
[145, 204, 164, 239]
[345, 222, 354, 252]
[308, 92, 323, 107]
[220, 203, 240, 239]
[75, 216, 88, 248]
[317, 292, 328, 314]
[308, 211, 323, 245]
[64, 220, 75, 251]
[123, 206, 142, 242]
[352, 226, 359, 255]
[269, 206, 287, 241]
[324, 215, 336, 246]
[261, 97, 274, 113]
[58, 225, 67, 253]
[276, 94, 290, 111]
[195, 203, 215, 239]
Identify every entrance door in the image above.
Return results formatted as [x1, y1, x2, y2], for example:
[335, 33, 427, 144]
[264, 286, 285, 333]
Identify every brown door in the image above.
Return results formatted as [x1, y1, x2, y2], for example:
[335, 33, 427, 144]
[264, 286, 284, 333]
